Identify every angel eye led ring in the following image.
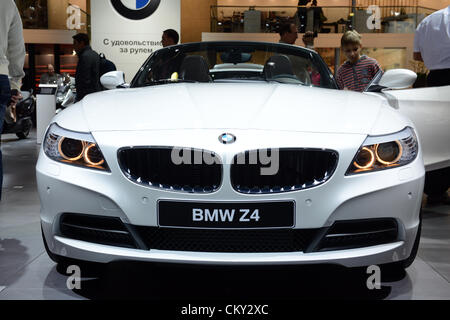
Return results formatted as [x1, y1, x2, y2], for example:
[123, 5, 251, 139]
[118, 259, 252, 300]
[58, 137, 86, 161]
[375, 141, 403, 165]
[353, 147, 375, 170]
[84, 144, 105, 166]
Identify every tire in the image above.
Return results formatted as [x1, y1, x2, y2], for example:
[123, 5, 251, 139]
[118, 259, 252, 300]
[16, 120, 32, 139]
[424, 167, 450, 197]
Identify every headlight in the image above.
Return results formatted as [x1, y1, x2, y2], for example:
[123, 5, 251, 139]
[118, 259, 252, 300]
[346, 127, 418, 175]
[44, 123, 109, 171]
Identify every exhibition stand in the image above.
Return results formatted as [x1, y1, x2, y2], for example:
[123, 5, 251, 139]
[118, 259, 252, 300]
[36, 84, 57, 144]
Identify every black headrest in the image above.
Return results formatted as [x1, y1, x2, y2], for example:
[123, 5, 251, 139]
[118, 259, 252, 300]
[179, 55, 211, 83]
[263, 55, 295, 79]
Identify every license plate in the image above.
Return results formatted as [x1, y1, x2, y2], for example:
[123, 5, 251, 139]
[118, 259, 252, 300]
[158, 201, 295, 229]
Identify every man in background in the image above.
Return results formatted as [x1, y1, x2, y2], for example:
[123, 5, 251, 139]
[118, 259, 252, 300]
[40, 64, 59, 84]
[279, 23, 299, 45]
[413, 5, 450, 205]
[278, 22, 315, 49]
[162, 29, 180, 48]
[0, 0, 26, 200]
[278, 23, 320, 85]
[310, 0, 327, 34]
[297, 0, 311, 33]
[150, 29, 182, 81]
[99, 53, 116, 77]
[414, 5, 450, 87]
[72, 33, 101, 102]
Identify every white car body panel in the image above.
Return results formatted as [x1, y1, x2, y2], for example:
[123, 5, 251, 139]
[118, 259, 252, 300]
[377, 85, 450, 171]
[74, 83, 407, 135]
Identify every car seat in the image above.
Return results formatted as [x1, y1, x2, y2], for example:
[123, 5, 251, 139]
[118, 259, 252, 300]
[179, 55, 211, 83]
[263, 55, 296, 79]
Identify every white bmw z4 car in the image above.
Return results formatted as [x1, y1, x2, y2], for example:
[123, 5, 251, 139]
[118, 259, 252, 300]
[37, 41, 435, 272]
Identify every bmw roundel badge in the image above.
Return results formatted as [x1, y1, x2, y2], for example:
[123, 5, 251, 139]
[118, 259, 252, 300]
[219, 133, 236, 145]
[111, 0, 161, 20]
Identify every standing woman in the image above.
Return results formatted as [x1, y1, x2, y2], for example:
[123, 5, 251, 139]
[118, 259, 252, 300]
[0, 0, 26, 200]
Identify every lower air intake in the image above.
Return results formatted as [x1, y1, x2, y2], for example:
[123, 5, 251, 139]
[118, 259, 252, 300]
[59, 213, 137, 248]
[316, 218, 399, 251]
[137, 227, 320, 253]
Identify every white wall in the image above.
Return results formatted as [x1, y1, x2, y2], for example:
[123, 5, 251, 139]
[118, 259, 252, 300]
[91, 0, 181, 80]
[418, 0, 450, 9]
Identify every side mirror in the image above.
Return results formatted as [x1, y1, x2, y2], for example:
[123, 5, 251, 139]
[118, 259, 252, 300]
[378, 69, 417, 90]
[100, 71, 127, 90]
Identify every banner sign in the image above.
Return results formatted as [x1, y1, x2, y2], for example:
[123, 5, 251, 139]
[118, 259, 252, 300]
[91, 0, 180, 81]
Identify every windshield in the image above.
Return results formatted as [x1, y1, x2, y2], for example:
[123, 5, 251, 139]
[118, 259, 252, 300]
[364, 69, 384, 92]
[131, 42, 337, 89]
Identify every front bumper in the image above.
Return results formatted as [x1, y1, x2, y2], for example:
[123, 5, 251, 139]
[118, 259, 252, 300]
[48, 235, 405, 267]
[37, 129, 425, 267]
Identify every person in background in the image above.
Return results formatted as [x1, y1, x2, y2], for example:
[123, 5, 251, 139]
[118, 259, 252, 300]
[149, 29, 183, 81]
[99, 53, 117, 90]
[413, 5, 450, 205]
[414, 6, 450, 87]
[279, 23, 298, 45]
[278, 22, 315, 49]
[40, 64, 59, 84]
[0, 0, 26, 201]
[297, 0, 311, 33]
[161, 29, 179, 48]
[278, 23, 320, 85]
[72, 33, 101, 102]
[99, 53, 117, 77]
[311, 0, 327, 34]
[336, 30, 382, 92]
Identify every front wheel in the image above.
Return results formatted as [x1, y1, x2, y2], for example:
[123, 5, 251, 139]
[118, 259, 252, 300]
[16, 120, 32, 139]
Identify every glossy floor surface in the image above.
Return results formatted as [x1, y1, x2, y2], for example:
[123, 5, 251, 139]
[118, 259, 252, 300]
[1, 131, 450, 300]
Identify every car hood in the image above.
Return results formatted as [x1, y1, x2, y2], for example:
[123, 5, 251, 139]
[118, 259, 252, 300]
[79, 83, 389, 135]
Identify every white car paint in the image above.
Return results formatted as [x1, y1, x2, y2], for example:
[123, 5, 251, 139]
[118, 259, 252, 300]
[36, 42, 436, 269]
[37, 83, 425, 267]
[378, 69, 417, 89]
[68, 83, 409, 135]
[373, 85, 450, 171]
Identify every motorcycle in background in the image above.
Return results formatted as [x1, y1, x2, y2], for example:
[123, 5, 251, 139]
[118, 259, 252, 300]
[56, 74, 76, 110]
[2, 90, 36, 139]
